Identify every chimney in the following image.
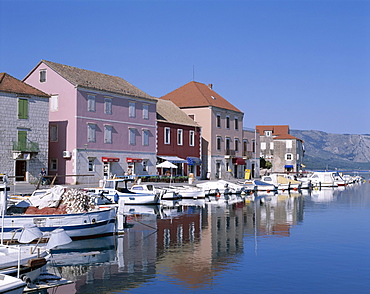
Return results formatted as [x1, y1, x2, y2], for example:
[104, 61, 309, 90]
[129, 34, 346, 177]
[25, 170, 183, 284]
[208, 83, 213, 89]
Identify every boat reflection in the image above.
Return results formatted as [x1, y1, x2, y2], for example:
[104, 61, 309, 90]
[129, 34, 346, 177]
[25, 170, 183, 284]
[47, 192, 307, 292]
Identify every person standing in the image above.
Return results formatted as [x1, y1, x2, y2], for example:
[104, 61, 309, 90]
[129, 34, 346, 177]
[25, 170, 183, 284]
[40, 168, 47, 184]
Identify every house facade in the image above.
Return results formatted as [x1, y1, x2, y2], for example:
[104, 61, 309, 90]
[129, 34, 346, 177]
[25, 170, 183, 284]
[256, 125, 305, 173]
[156, 98, 202, 178]
[24, 61, 157, 184]
[0, 73, 49, 183]
[161, 82, 245, 180]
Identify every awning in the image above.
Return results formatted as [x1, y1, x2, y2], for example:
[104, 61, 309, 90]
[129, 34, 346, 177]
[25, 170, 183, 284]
[187, 157, 202, 165]
[232, 157, 246, 165]
[126, 157, 142, 163]
[102, 157, 120, 162]
[158, 156, 187, 163]
[156, 161, 178, 169]
[285, 165, 294, 168]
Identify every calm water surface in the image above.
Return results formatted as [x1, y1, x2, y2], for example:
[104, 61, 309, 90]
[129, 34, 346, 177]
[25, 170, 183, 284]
[46, 179, 370, 294]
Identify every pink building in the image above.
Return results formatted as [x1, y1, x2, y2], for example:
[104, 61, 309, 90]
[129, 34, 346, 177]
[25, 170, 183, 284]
[24, 61, 157, 184]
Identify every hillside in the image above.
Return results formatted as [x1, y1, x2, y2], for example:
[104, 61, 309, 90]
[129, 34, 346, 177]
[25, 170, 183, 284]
[290, 130, 370, 170]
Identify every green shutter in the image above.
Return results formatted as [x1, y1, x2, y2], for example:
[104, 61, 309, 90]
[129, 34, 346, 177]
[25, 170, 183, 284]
[18, 131, 27, 150]
[18, 98, 28, 119]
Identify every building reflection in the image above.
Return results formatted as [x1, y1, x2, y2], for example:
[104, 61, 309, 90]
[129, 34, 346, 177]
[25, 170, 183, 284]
[49, 193, 305, 293]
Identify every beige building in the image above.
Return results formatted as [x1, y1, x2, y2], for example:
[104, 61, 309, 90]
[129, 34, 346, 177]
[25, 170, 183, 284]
[161, 81, 251, 180]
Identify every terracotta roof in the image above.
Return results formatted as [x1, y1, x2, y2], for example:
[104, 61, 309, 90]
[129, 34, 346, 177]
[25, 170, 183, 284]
[256, 125, 302, 141]
[161, 81, 242, 113]
[0, 73, 49, 98]
[155, 98, 200, 127]
[256, 125, 290, 136]
[33, 60, 154, 100]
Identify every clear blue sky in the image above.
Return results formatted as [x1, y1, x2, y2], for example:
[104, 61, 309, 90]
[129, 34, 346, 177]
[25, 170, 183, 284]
[1, 0, 369, 134]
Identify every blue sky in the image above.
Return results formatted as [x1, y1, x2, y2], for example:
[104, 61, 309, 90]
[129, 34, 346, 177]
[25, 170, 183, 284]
[1, 0, 369, 134]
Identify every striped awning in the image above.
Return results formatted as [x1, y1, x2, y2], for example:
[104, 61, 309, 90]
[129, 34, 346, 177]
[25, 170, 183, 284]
[187, 157, 202, 165]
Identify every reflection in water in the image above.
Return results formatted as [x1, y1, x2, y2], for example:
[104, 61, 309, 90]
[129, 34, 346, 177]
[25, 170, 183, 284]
[49, 191, 307, 293]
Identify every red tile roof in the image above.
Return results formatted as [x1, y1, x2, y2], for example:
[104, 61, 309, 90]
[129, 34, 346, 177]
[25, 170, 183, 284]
[0, 73, 49, 97]
[160, 81, 242, 113]
[256, 125, 303, 141]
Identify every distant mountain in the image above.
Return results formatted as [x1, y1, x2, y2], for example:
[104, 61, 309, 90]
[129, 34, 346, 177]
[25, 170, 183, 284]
[290, 130, 370, 170]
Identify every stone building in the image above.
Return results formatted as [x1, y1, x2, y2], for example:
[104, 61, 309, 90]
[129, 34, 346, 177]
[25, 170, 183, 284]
[0, 73, 49, 183]
[256, 125, 305, 173]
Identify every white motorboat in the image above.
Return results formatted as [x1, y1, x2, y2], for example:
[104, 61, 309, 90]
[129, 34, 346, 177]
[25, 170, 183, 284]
[0, 274, 26, 294]
[300, 171, 346, 188]
[243, 179, 277, 192]
[261, 174, 302, 190]
[2, 182, 117, 243]
[87, 178, 161, 205]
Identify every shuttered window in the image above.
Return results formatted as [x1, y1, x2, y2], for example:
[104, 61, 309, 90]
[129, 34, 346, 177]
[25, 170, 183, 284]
[18, 98, 28, 119]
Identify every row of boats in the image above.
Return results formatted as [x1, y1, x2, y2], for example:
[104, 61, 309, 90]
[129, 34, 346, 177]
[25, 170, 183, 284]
[0, 171, 365, 293]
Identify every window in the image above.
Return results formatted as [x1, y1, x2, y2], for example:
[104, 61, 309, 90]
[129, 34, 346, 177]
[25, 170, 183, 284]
[18, 98, 28, 119]
[189, 130, 195, 146]
[234, 138, 239, 152]
[87, 124, 96, 142]
[285, 153, 293, 160]
[234, 117, 239, 130]
[88, 95, 96, 112]
[17, 130, 27, 150]
[142, 129, 149, 146]
[225, 137, 231, 151]
[129, 102, 136, 117]
[50, 158, 58, 171]
[143, 104, 149, 119]
[270, 142, 274, 150]
[39, 69, 46, 83]
[226, 116, 230, 129]
[142, 160, 148, 171]
[50, 125, 58, 142]
[104, 125, 112, 143]
[88, 158, 95, 172]
[261, 142, 266, 150]
[50, 95, 58, 111]
[286, 140, 293, 149]
[177, 129, 183, 145]
[188, 114, 195, 120]
[216, 136, 222, 150]
[129, 128, 136, 145]
[216, 114, 221, 128]
[265, 130, 272, 136]
[104, 98, 112, 114]
[164, 127, 170, 144]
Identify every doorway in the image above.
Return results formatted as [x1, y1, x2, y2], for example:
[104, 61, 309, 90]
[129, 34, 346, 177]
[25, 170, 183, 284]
[15, 160, 27, 181]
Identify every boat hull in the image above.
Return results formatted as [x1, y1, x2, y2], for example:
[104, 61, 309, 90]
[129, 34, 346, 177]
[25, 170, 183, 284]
[2, 208, 116, 243]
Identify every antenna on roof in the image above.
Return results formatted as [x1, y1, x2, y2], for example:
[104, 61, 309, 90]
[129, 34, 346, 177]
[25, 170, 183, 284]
[192, 65, 195, 81]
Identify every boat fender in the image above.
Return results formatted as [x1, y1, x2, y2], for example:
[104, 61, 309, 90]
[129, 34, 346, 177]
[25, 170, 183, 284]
[267, 189, 270, 193]
[216, 192, 221, 198]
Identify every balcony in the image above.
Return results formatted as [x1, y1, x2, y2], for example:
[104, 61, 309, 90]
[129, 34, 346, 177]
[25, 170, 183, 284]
[12, 141, 39, 153]
[242, 151, 253, 159]
[225, 149, 236, 158]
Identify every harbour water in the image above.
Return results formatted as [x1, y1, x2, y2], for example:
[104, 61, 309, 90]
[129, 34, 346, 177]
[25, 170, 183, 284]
[44, 178, 370, 294]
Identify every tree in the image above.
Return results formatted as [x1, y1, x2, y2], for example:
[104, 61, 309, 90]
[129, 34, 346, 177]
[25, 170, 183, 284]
[260, 157, 272, 169]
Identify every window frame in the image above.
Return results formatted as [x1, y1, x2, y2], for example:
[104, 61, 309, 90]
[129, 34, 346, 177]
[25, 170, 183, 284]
[142, 129, 149, 146]
[129, 128, 136, 145]
[216, 114, 221, 128]
[104, 98, 112, 115]
[49, 125, 58, 142]
[177, 129, 183, 146]
[104, 125, 112, 144]
[226, 116, 230, 129]
[87, 95, 96, 112]
[50, 95, 58, 112]
[50, 158, 58, 171]
[143, 104, 149, 119]
[129, 101, 136, 118]
[189, 130, 195, 146]
[39, 69, 46, 83]
[216, 136, 222, 151]
[164, 127, 171, 145]
[18, 98, 28, 119]
[87, 123, 96, 142]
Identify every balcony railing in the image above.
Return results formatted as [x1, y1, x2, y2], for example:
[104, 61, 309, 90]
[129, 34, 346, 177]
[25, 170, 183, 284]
[225, 149, 236, 156]
[12, 141, 39, 152]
